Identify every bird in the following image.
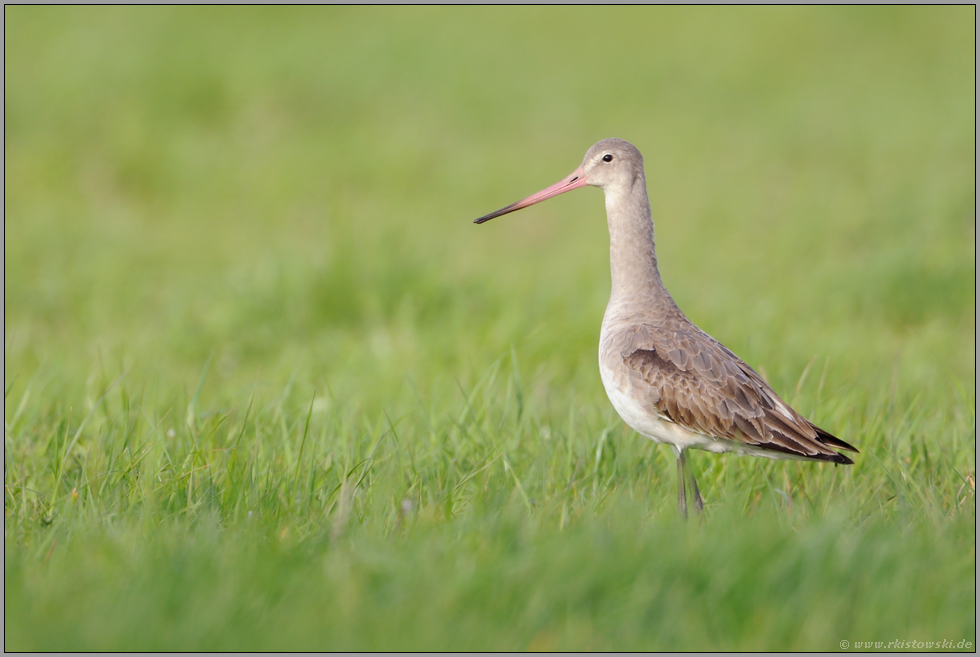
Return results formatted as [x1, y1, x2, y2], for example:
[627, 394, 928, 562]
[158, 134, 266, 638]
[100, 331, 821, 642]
[473, 138, 858, 516]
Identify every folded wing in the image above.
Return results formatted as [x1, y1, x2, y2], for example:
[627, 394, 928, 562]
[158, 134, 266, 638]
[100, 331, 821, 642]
[618, 323, 858, 464]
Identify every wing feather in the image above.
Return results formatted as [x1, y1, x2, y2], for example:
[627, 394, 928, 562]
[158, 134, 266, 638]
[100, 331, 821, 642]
[618, 323, 857, 463]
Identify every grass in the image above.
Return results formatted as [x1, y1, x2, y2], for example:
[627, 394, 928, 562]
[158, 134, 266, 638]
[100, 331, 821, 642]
[4, 6, 976, 651]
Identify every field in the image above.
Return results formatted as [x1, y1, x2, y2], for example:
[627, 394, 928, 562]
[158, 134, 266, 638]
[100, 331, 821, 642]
[4, 7, 975, 651]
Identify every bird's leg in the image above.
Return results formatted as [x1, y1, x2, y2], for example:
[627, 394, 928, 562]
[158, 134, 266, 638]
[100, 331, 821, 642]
[675, 448, 687, 519]
[687, 464, 704, 514]
[675, 449, 704, 517]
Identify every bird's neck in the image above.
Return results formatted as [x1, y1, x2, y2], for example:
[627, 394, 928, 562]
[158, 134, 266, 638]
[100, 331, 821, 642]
[604, 176, 672, 314]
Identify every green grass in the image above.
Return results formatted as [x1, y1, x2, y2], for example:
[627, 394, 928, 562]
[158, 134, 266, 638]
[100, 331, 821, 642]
[5, 6, 975, 651]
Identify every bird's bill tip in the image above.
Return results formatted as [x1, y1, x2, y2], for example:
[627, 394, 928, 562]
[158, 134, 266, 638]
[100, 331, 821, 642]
[474, 166, 588, 224]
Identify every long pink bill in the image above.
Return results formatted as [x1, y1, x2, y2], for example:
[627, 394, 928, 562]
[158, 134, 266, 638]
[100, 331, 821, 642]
[474, 166, 589, 224]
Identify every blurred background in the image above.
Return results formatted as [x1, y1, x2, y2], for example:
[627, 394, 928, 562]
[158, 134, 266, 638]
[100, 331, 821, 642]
[5, 7, 974, 409]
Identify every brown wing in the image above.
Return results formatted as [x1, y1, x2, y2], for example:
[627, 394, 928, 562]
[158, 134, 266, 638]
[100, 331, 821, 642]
[618, 323, 857, 463]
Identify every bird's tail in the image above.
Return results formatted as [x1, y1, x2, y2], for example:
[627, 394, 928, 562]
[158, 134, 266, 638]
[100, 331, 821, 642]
[811, 424, 859, 462]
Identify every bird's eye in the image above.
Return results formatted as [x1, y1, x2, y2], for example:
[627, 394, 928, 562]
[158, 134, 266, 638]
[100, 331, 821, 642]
[602, 154, 613, 162]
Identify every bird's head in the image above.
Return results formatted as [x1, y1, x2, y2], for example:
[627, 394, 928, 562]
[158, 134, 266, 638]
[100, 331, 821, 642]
[473, 138, 644, 224]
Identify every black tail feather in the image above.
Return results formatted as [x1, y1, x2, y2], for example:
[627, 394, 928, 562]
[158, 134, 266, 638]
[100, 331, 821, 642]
[810, 424, 858, 464]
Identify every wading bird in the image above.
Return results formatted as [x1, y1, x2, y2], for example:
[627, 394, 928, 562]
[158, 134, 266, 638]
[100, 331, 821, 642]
[474, 139, 857, 516]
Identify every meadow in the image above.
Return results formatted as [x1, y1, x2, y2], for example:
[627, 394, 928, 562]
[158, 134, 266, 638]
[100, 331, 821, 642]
[4, 6, 975, 650]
